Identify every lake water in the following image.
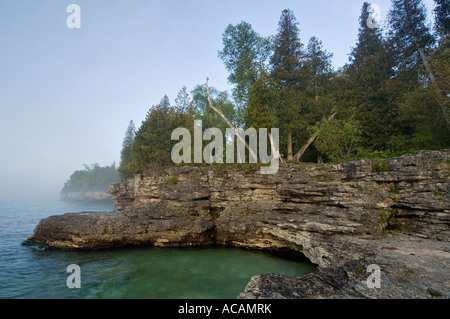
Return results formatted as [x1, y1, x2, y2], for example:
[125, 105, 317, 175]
[0, 199, 316, 299]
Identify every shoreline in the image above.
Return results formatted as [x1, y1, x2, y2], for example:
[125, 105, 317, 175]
[25, 150, 450, 299]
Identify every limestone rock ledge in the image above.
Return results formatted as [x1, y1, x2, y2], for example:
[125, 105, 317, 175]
[26, 150, 450, 298]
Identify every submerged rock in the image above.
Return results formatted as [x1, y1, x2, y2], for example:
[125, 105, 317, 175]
[26, 150, 450, 298]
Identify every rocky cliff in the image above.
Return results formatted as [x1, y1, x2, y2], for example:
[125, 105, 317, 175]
[26, 150, 450, 298]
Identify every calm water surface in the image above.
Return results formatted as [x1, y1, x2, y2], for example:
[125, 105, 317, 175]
[0, 199, 316, 299]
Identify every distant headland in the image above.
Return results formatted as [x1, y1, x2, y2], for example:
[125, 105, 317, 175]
[60, 163, 119, 203]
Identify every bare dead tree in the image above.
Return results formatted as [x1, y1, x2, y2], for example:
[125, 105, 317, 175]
[205, 77, 284, 165]
[294, 112, 336, 161]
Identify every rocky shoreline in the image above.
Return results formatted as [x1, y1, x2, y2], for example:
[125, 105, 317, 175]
[25, 150, 450, 299]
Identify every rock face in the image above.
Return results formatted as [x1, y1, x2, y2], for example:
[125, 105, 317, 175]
[26, 150, 450, 298]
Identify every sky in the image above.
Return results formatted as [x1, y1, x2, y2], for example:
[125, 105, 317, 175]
[0, 0, 437, 200]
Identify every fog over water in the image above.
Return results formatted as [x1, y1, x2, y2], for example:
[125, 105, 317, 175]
[0, 0, 436, 201]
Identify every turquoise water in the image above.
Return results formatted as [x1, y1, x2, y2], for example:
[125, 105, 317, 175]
[0, 200, 316, 299]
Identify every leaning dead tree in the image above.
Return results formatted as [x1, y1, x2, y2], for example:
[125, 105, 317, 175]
[294, 112, 337, 161]
[205, 77, 282, 164]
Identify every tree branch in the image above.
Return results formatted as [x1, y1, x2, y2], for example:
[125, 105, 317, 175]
[205, 77, 258, 162]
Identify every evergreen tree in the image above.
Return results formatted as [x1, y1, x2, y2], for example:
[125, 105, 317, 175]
[118, 120, 135, 181]
[271, 9, 306, 160]
[174, 86, 191, 114]
[160, 95, 171, 110]
[390, 87, 450, 150]
[349, 2, 385, 72]
[387, 0, 436, 83]
[389, 0, 450, 136]
[343, 2, 396, 151]
[61, 163, 119, 196]
[247, 72, 278, 129]
[434, 0, 450, 37]
[271, 9, 305, 87]
[305, 36, 334, 98]
[129, 96, 195, 173]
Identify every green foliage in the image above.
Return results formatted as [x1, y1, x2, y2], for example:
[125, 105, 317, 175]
[387, 0, 436, 80]
[247, 71, 278, 129]
[218, 21, 272, 115]
[118, 120, 135, 181]
[434, 0, 449, 37]
[167, 175, 179, 185]
[61, 163, 119, 194]
[129, 96, 195, 174]
[305, 36, 334, 96]
[434, 191, 444, 197]
[310, 116, 362, 161]
[372, 160, 391, 173]
[191, 84, 236, 131]
[427, 288, 443, 298]
[390, 87, 450, 151]
[354, 267, 364, 275]
[389, 186, 399, 194]
[120, 4, 450, 172]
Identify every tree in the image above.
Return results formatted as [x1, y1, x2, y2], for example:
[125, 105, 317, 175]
[349, 2, 385, 72]
[271, 9, 306, 160]
[129, 96, 195, 173]
[310, 116, 362, 161]
[174, 86, 191, 114]
[390, 87, 450, 150]
[305, 36, 334, 99]
[388, 0, 450, 134]
[191, 84, 236, 131]
[388, 0, 436, 83]
[118, 120, 136, 181]
[218, 21, 272, 114]
[343, 2, 396, 151]
[434, 0, 449, 37]
[61, 163, 119, 195]
[247, 71, 278, 130]
[159, 94, 171, 110]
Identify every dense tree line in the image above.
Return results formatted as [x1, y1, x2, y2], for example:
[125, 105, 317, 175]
[61, 163, 119, 194]
[118, 0, 450, 179]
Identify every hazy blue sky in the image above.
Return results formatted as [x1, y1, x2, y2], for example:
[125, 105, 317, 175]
[0, 0, 436, 200]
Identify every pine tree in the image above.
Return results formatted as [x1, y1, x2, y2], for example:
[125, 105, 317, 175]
[175, 86, 191, 114]
[159, 95, 171, 111]
[271, 9, 306, 160]
[388, 0, 436, 83]
[247, 72, 278, 130]
[349, 2, 385, 72]
[434, 0, 450, 37]
[305, 36, 333, 98]
[129, 95, 195, 173]
[118, 120, 136, 181]
[389, 0, 450, 135]
[343, 2, 395, 151]
[271, 9, 304, 87]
